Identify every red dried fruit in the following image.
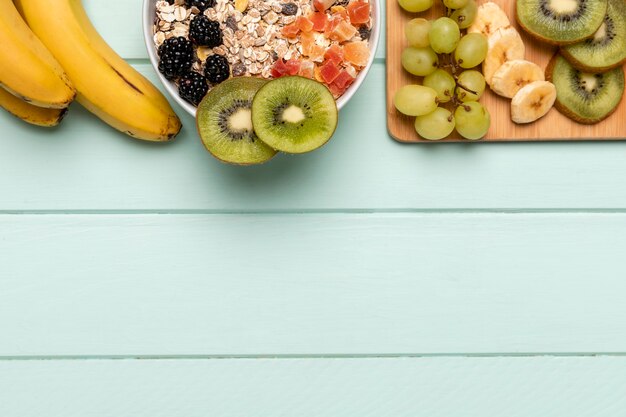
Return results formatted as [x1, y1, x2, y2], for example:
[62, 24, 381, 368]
[308, 11, 329, 32]
[281, 23, 300, 38]
[285, 59, 302, 75]
[296, 16, 314, 32]
[320, 61, 341, 84]
[333, 70, 356, 89]
[324, 44, 344, 66]
[347, 1, 370, 25]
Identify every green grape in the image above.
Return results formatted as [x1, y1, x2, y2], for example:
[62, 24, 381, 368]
[443, 0, 468, 9]
[398, 0, 433, 13]
[401, 46, 438, 77]
[423, 69, 455, 103]
[455, 33, 488, 68]
[405, 18, 431, 48]
[428, 17, 460, 54]
[456, 70, 486, 102]
[414, 107, 455, 140]
[454, 101, 491, 140]
[450, 0, 477, 29]
[393, 85, 439, 116]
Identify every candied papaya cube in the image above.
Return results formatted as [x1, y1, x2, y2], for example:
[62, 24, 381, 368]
[319, 61, 341, 84]
[329, 20, 357, 42]
[296, 16, 314, 32]
[308, 11, 329, 32]
[347, 1, 370, 24]
[324, 44, 345, 65]
[281, 23, 300, 38]
[343, 41, 369, 66]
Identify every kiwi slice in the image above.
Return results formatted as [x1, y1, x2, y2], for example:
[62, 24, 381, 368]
[251, 76, 338, 154]
[516, 0, 608, 45]
[546, 54, 624, 124]
[197, 78, 277, 166]
[561, 0, 626, 72]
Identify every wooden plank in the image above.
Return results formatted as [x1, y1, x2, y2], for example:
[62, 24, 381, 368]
[2, 212, 626, 356]
[4, 63, 626, 211]
[386, 0, 626, 142]
[86, 0, 386, 60]
[1, 357, 625, 416]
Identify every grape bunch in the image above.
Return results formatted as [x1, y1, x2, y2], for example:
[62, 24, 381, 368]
[394, 0, 491, 140]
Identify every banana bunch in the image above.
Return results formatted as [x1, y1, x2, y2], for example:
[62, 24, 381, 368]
[468, 2, 556, 124]
[0, 0, 75, 126]
[1, 0, 181, 141]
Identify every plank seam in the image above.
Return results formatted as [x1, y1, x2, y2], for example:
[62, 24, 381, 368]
[3, 353, 626, 361]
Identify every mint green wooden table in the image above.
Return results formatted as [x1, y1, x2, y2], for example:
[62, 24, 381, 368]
[2, 1, 626, 415]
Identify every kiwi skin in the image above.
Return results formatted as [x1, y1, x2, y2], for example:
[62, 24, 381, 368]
[515, 0, 606, 46]
[545, 53, 624, 124]
[561, 48, 626, 73]
[560, 0, 626, 73]
[195, 77, 277, 166]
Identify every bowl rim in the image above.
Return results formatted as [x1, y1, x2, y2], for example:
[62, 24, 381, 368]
[142, 0, 380, 115]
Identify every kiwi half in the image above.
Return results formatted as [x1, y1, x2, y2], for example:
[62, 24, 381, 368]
[251, 76, 338, 154]
[546, 54, 624, 124]
[197, 77, 277, 166]
[516, 0, 608, 45]
[561, 0, 626, 72]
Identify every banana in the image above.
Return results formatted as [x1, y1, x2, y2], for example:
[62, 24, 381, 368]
[483, 27, 525, 86]
[510, 81, 556, 124]
[14, 0, 181, 142]
[490, 60, 545, 98]
[0, 86, 68, 127]
[467, 2, 511, 38]
[0, 0, 75, 109]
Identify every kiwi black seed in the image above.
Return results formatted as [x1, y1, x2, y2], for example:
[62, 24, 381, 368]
[516, 0, 608, 45]
[561, 0, 626, 72]
[251, 76, 338, 154]
[196, 77, 277, 165]
[546, 54, 624, 124]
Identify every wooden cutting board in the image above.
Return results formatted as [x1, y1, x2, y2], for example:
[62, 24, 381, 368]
[386, 0, 626, 143]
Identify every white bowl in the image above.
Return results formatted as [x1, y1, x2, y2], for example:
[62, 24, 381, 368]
[142, 0, 380, 115]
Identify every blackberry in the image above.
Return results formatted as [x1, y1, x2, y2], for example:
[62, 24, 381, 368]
[189, 15, 223, 47]
[185, 0, 215, 11]
[158, 37, 194, 80]
[204, 55, 230, 84]
[179, 71, 209, 105]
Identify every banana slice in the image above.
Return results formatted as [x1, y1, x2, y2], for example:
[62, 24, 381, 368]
[483, 27, 525, 85]
[511, 81, 556, 124]
[490, 60, 545, 98]
[467, 2, 511, 37]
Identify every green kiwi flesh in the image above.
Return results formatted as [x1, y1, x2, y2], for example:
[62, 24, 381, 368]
[251, 76, 338, 154]
[516, 0, 608, 45]
[546, 54, 624, 124]
[561, 0, 626, 72]
[197, 77, 277, 166]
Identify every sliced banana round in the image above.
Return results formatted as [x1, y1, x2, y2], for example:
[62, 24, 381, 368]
[483, 27, 526, 85]
[467, 2, 511, 38]
[490, 60, 545, 98]
[511, 81, 557, 124]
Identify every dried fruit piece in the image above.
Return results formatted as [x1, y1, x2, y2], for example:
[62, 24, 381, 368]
[281, 23, 300, 38]
[347, 1, 370, 25]
[308, 11, 329, 31]
[296, 16, 314, 32]
[324, 44, 344, 65]
[320, 61, 341, 83]
[235, 0, 248, 12]
[330, 20, 358, 42]
[314, 0, 335, 12]
[344, 41, 370, 66]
